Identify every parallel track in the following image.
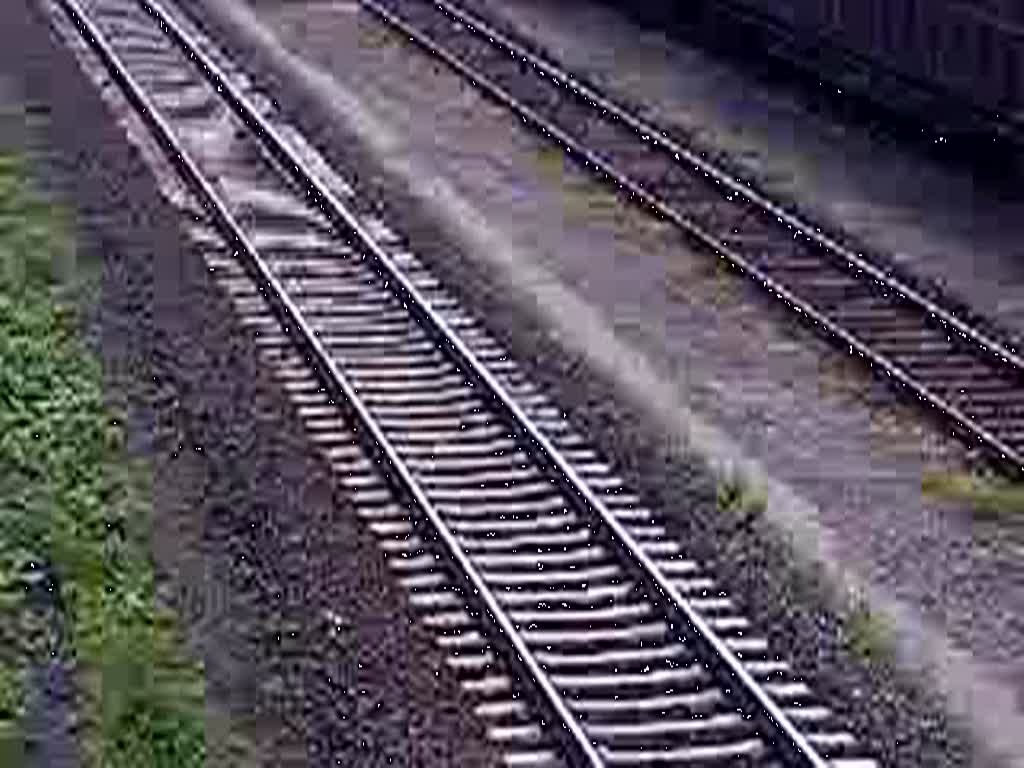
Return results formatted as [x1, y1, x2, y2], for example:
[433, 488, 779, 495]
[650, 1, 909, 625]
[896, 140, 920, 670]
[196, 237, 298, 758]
[362, 0, 1024, 472]
[53, 0, 880, 764]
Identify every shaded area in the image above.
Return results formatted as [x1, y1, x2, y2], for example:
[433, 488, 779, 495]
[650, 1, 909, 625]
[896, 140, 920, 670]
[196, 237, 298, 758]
[592, 0, 1024, 172]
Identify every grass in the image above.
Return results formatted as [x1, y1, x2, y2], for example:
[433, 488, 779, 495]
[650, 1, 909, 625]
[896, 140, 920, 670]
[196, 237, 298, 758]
[533, 144, 565, 184]
[708, 254, 743, 308]
[0, 153, 208, 766]
[921, 468, 1024, 519]
[531, 143, 631, 226]
[714, 470, 897, 664]
[843, 593, 893, 665]
[715, 469, 767, 518]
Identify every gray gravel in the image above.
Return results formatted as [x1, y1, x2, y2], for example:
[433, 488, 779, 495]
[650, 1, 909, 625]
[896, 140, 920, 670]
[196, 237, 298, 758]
[176, 0, 1024, 764]
[143, 224, 500, 766]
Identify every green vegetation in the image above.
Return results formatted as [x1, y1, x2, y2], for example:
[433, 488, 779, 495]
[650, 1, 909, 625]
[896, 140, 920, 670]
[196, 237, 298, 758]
[715, 469, 767, 518]
[713, 470, 896, 664]
[0, 153, 206, 765]
[532, 144, 626, 225]
[709, 255, 738, 307]
[843, 593, 893, 664]
[921, 468, 1024, 519]
[533, 144, 565, 185]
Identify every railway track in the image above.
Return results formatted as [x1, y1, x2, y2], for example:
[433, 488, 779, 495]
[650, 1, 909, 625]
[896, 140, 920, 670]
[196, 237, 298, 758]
[51, 0, 882, 764]
[361, 0, 1024, 473]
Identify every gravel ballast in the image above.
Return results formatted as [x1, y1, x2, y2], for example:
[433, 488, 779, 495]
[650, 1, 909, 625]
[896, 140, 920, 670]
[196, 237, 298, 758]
[173, 0, 1024, 765]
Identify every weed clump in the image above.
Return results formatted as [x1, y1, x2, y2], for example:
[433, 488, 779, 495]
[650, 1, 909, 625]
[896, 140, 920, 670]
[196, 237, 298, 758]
[716, 469, 767, 519]
[921, 468, 1024, 518]
[843, 594, 893, 665]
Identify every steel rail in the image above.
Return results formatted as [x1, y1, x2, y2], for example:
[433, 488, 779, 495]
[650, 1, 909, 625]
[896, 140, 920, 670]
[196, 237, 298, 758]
[136, 0, 837, 764]
[360, 0, 1024, 472]
[432, 0, 1024, 375]
[54, 0, 603, 763]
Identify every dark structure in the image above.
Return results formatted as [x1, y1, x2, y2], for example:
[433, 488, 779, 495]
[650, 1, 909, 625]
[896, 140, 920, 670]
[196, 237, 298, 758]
[622, 0, 1024, 149]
